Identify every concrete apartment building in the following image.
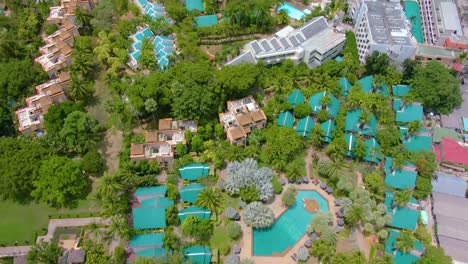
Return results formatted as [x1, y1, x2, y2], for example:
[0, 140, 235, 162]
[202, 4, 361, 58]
[16, 72, 71, 135]
[353, 0, 418, 64]
[226, 16, 346, 68]
[47, 0, 91, 23]
[130, 119, 197, 167]
[219, 96, 267, 145]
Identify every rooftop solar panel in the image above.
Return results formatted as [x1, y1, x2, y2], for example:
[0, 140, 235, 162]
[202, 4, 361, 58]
[301, 17, 328, 38]
[295, 33, 306, 43]
[260, 40, 272, 52]
[251, 41, 263, 54]
[289, 35, 300, 47]
[270, 38, 281, 50]
[279, 38, 291, 49]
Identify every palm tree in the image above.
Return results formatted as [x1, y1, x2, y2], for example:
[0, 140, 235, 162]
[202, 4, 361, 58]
[85, 221, 102, 241]
[345, 205, 364, 226]
[394, 189, 412, 207]
[320, 226, 337, 246]
[195, 187, 223, 220]
[27, 241, 62, 264]
[96, 173, 124, 199]
[133, 257, 154, 264]
[310, 125, 324, 148]
[74, 7, 93, 34]
[70, 74, 93, 101]
[310, 240, 335, 264]
[395, 231, 415, 253]
[407, 120, 421, 137]
[318, 160, 343, 180]
[107, 216, 132, 240]
[277, 9, 289, 25]
[359, 110, 371, 130]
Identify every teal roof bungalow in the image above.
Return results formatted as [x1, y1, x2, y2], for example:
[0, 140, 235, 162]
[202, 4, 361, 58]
[135, 248, 169, 261]
[340, 77, 353, 96]
[344, 109, 378, 137]
[178, 206, 211, 222]
[320, 119, 336, 143]
[277, 111, 295, 128]
[287, 89, 305, 108]
[129, 28, 154, 69]
[384, 192, 419, 231]
[130, 233, 165, 252]
[133, 207, 167, 229]
[179, 163, 210, 181]
[180, 183, 205, 204]
[185, 0, 204, 12]
[195, 15, 218, 28]
[358, 75, 388, 96]
[392, 84, 411, 97]
[135, 186, 167, 202]
[384, 157, 418, 190]
[344, 133, 357, 157]
[385, 230, 425, 264]
[296, 116, 314, 138]
[309, 91, 340, 118]
[393, 99, 423, 123]
[140, 197, 174, 209]
[363, 138, 381, 164]
[153, 35, 175, 71]
[400, 127, 432, 152]
[184, 246, 212, 264]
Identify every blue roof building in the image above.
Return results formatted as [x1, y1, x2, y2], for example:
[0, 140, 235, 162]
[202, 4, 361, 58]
[178, 206, 211, 222]
[185, 0, 204, 12]
[296, 116, 314, 137]
[309, 91, 340, 118]
[357, 75, 388, 96]
[384, 156, 418, 190]
[344, 133, 357, 157]
[277, 111, 295, 128]
[320, 119, 336, 143]
[287, 89, 305, 108]
[393, 99, 423, 123]
[133, 207, 167, 229]
[195, 15, 219, 28]
[344, 109, 378, 137]
[340, 77, 352, 96]
[363, 137, 381, 163]
[392, 84, 411, 97]
[384, 192, 419, 231]
[385, 230, 425, 264]
[184, 246, 212, 264]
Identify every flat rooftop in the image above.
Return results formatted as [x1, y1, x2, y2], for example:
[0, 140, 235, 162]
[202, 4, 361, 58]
[364, 1, 414, 45]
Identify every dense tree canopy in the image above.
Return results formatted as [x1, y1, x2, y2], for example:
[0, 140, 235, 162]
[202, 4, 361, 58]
[43, 101, 85, 135]
[409, 61, 462, 114]
[0, 137, 50, 202]
[32, 156, 89, 208]
[59, 110, 100, 154]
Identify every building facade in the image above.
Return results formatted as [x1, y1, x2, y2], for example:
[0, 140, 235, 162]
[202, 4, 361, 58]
[219, 96, 267, 145]
[130, 119, 197, 167]
[226, 17, 346, 68]
[354, 0, 418, 64]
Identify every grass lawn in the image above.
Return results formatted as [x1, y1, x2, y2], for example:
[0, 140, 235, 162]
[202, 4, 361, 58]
[222, 192, 240, 211]
[0, 197, 100, 245]
[210, 224, 236, 252]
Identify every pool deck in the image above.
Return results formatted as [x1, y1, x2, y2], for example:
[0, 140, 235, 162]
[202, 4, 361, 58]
[237, 181, 337, 264]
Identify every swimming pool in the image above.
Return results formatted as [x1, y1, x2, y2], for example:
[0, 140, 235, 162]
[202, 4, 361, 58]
[253, 190, 329, 256]
[278, 2, 308, 20]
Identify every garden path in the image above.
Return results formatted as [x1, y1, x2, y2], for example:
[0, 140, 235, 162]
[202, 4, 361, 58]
[0, 246, 31, 258]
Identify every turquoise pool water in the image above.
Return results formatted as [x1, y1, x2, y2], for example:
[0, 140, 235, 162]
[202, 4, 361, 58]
[278, 2, 307, 20]
[253, 190, 329, 255]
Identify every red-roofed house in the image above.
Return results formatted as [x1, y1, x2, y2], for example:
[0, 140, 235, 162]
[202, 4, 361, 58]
[433, 137, 468, 171]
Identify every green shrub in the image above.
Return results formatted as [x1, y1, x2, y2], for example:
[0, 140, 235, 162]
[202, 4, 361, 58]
[272, 177, 283, 194]
[226, 222, 242, 240]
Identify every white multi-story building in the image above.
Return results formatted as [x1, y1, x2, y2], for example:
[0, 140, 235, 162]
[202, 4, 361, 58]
[226, 16, 346, 68]
[354, 0, 418, 64]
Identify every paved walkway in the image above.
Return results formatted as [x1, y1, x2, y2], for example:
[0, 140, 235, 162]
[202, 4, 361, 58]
[0, 246, 31, 257]
[37, 217, 107, 243]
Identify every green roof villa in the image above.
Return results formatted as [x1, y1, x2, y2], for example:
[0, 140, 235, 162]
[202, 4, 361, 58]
[321, 119, 336, 143]
[180, 183, 205, 204]
[393, 99, 423, 123]
[135, 186, 167, 202]
[384, 157, 418, 190]
[195, 15, 218, 28]
[296, 116, 315, 138]
[358, 75, 389, 96]
[309, 91, 340, 118]
[185, 0, 204, 12]
[340, 77, 352, 96]
[364, 137, 381, 163]
[288, 89, 305, 108]
[385, 192, 420, 231]
[392, 84, 411, 97]
[179, 163, 210, 181]
[385, 230, 425, 264]
[344, 133, 357, 157]
[277, 111, 295, 128]
[178, 206, 211, 222]
[133, 207, 167, 229]
[400, 127, 432, 152]
[130, 233, 165, 252]
[345, 109, 378, 137]
[140, 197, 174, 209]
[184, 246, 212, 264]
